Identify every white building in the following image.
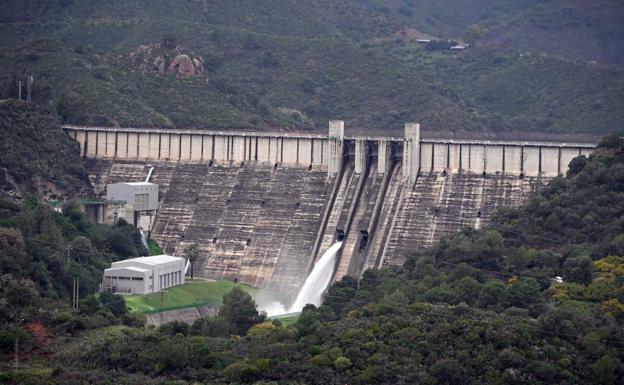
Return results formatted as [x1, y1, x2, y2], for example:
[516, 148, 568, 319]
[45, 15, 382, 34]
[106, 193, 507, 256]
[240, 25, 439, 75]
[105, 182, 159, 229]
[103, 255, 186, 294]
[107, 182, 159, 211]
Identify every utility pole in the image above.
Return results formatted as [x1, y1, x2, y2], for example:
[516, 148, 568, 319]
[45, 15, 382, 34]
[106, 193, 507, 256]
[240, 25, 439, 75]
[14, 329, 19, 369]
[11, 314, 23, 370]
[72, 277, 80, 310]
[17, 81, 22, 100]
[26, 75, 33, 103]
[66, 245, 72, 264]
[160, 289, 168, 309]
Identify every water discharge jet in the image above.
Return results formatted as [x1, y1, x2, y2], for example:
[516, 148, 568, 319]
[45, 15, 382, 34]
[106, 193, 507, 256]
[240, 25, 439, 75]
[260, 241, 343, 316]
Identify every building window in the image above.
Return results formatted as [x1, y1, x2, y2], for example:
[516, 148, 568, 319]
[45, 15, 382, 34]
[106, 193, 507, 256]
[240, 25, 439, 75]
[131, 277, 144, 281]
[135, 193, 149, 210]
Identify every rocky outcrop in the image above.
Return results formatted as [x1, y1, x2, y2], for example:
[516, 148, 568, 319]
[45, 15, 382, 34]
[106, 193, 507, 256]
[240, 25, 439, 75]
[130, 43, 204, 76]
[168, 54, 202, 75]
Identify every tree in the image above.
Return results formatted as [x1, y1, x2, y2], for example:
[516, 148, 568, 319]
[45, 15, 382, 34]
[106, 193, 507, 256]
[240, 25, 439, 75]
[185, 243, 200, 279]
[99, 291, 127, 317]
[567, 155, 587, 176]
[295, 305, 321, 337]
[478, 280, 507, 310]
[507, 278, 542, 309]
[464, 24, 484, 41]
[454, 276, 482, 305]
[191, 316, 230, 337]
[563, 255, 593, 284]
[0, 227, 28, 275]
[70, 236, 93, 264]
[219, 287, 264, 335]
[592, 354, 621, 385]
[431, 358, 466, 385]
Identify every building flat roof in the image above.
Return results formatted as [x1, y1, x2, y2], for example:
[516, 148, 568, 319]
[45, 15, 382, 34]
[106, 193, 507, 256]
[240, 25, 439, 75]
[105, 266, 150, 273]
[110, 182, 155, 186]
[114, 254, 183, 266]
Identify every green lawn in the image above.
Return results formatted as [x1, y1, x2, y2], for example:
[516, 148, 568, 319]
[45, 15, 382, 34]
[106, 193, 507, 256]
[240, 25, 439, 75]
[271, 314, 300, 326]
[124, 279, 260, 314]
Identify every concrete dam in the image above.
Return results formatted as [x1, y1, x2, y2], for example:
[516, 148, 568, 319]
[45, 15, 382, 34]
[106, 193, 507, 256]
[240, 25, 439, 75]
[65, 122, 595, 296]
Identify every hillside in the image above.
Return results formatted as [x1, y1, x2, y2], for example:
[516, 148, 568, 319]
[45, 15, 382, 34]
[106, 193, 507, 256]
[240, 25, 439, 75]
[0, 0, 622, 133]
[0, 99, 91, 201]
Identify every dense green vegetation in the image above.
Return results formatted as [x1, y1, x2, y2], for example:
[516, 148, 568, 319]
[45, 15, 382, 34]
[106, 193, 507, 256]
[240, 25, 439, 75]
[0, 0, 622, 132]
[0, 100, 91, 200]
[0, 198, 147, 360]
[4, 134, 623, 384]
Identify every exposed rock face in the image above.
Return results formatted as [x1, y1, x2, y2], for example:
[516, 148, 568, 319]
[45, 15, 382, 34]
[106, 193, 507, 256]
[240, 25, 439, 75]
[154, 56, 166, 74]
[168, 54, 202, 75]
[129, 43, 204, 76]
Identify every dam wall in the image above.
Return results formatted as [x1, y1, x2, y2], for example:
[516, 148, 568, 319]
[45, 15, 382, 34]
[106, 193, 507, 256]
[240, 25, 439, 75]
[69, 123, 595, 295]
[66, 125, 593, 180]
[66, 126, 329, 167]
[84, 157, 332, 295]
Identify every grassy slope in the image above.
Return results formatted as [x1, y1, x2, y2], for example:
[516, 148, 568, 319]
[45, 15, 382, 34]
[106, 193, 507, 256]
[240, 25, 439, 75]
[0, 0, 622, 133]
[124, 279, 259, 313]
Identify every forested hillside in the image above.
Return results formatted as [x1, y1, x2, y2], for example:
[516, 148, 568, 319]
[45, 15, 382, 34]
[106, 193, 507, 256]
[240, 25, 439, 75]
[0, 100, 91, 201]
[0, 0, 622, 132]
[3, 134, 623, 384]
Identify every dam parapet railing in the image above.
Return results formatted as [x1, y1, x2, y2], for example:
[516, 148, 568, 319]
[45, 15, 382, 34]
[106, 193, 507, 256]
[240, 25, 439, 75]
[64, 122, 596, 179]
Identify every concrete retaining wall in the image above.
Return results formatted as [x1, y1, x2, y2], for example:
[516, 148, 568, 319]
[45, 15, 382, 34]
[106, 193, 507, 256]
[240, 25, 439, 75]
[145, 304, 219, 326]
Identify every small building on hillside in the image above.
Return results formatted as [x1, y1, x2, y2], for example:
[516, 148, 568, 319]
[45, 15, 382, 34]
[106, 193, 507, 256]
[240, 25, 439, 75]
[103, 255, 186, 294]
[105, 182, 159, 229]
[107, 182, 159, 211]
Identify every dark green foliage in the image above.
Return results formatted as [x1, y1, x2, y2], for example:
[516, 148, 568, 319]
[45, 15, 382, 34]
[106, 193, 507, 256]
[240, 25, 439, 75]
[104, 218, 146, 258]
[99, 292, 128, 317]
[295, 305, 321, 337]
[158, 320, 189, 337]
[493, 135, 624, 261]
[190, 316, 229, 337]
[0, 197, 145, 327]
[478, 280, 507, 310]
[218, 287, 265, 335]
[563, 255, 594, 284]
[0, 100, 90, 198]
[147, 238, 163, 255]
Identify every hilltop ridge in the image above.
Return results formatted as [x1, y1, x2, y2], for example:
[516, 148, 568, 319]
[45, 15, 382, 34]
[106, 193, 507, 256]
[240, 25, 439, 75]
[0, 0, 622, 133]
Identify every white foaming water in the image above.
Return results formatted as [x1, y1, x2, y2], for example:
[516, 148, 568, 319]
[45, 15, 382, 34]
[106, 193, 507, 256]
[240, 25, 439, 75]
[260, 301, 287, 317]
[287, 241, 343, 313]
[258, 242, 343, 316]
